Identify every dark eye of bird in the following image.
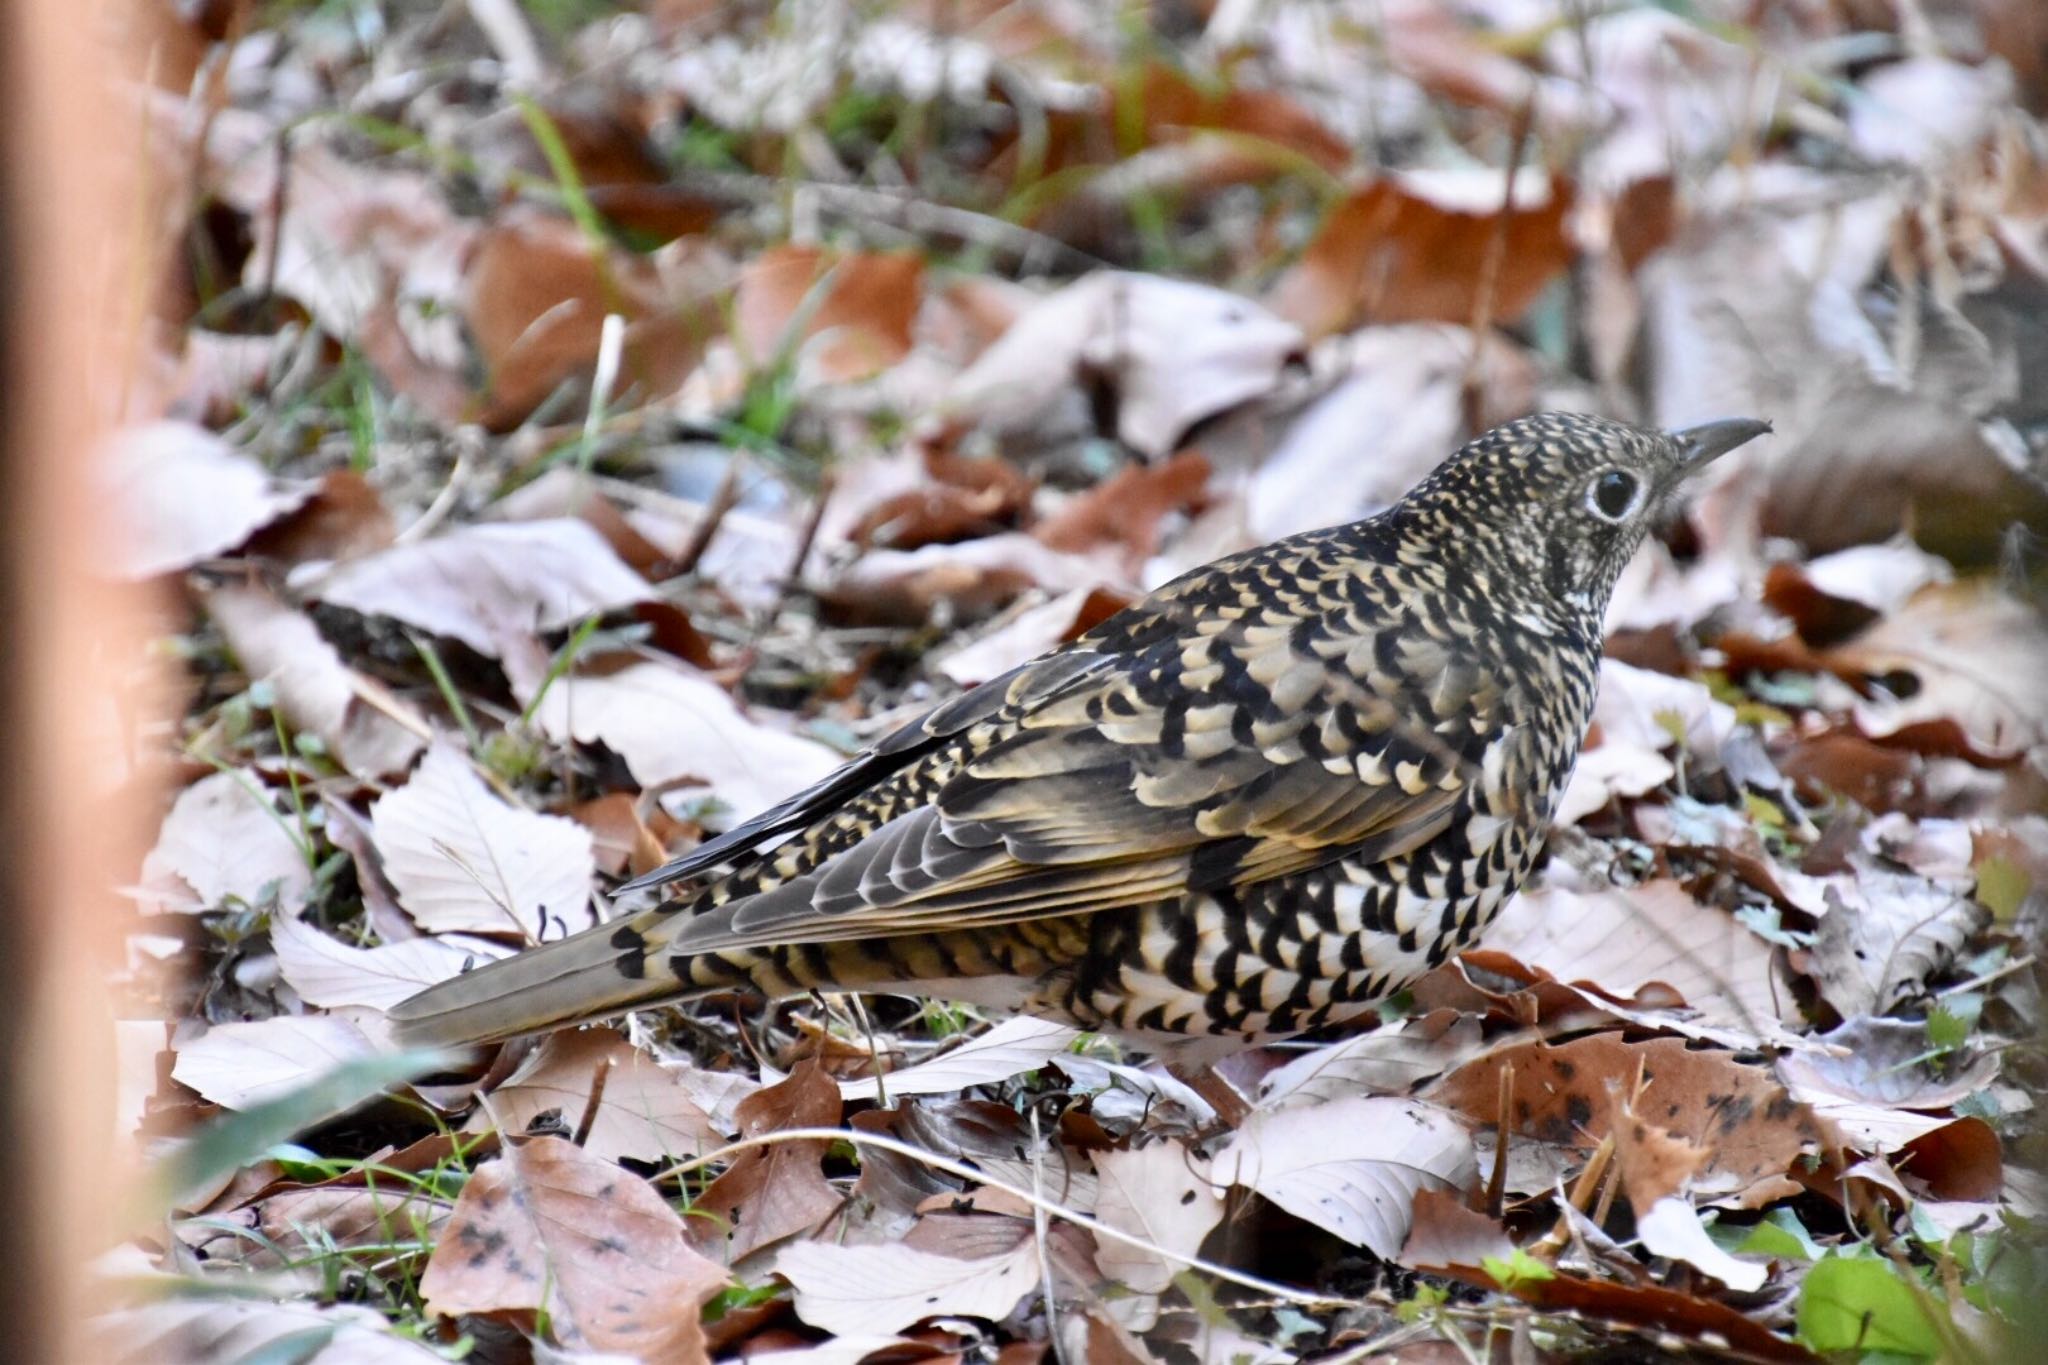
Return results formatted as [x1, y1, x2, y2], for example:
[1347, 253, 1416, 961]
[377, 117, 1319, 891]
[1592, 470, 1637, 520]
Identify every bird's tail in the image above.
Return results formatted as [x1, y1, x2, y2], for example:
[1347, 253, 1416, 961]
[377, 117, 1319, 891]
[387, 918, 684, 1050]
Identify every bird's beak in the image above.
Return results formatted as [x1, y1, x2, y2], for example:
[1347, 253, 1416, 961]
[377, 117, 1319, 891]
[1671, 417, 1772, 473]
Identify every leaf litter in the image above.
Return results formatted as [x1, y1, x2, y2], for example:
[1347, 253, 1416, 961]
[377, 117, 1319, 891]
[104, 1, 2048, 1361]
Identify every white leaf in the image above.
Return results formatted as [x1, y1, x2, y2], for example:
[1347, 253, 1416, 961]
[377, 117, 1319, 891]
[370, 743, 596, 940]
[270, 913, 507, 1011]
[205, 584, 427, 778]
[94, 1299, 446, 1364]
[471, 1029, 725, 1163]
[1635, 1197, 1768, 1291]
[775, 1236, 1041, 1337]
[835, 1016, 1082, 1101]
[304, 519, 650, 660]
[172, 1015, 377, 1110]
[138, 771, 311, 913]
[1258, 1012, 1487, 1109]
[1213, 1096, 1476, 1259]
[531, 660, 840, 824]
[1091, 1142, 1225, 1295]
[1810, 857, 1985, 1017]
[102, 421, 314, 579]
[1557, 660, 1736, 826]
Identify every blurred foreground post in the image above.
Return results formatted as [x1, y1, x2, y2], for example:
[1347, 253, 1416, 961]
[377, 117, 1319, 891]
[5, 0, 159, 1353]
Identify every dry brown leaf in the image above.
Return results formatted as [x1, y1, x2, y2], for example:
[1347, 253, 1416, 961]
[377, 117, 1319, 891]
[243, 468, 399, 567]
[469, 1029, 724, 1164]
[271, 912, 508, 1012]
[369, 743, 596, 942]
[205, 583, 428, 779]
[689, 1060, 844, 1262]
[1809, 857, 1986, 1018]
[137, 770, 312, 914]
[1212, 1096, 1476, 1259]
[1266, 172, 1574, 341]
[565, 791, 671, 878]
[102, 421, 314, 579]
[934, 273, 1303, 460]
[420, 1135, 729, 1362]
[190, 1182, 455, 1271]
[171, 1015, 378, 1111]
[306, 518, 652, 672]
[822, 532, 1126, 627]
[1426, 1035, 1824, 1200]
[461, 207, 723, 426]
[1090, 1141, 1225, 1296]
[1032, 451, 1211, 565]
[530, 658, 840, 823]
[1396, 1187, 1514, 1275]
[734, 244, 925, 383]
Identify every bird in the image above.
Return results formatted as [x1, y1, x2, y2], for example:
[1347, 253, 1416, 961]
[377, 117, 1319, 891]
[390, 411, 1769, 1061]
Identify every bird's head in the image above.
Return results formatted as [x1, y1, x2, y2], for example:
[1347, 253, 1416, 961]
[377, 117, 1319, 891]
[1396, 410, 1771, 626]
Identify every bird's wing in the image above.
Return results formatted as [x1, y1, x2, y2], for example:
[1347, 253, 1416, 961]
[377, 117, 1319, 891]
[642, 597, 1494, 957]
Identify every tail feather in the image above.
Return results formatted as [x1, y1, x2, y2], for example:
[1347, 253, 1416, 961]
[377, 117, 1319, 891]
[387, 922, 681, 1049]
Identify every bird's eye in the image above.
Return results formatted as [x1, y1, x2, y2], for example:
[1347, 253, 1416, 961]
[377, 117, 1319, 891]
[1588, 470, 1639, 521]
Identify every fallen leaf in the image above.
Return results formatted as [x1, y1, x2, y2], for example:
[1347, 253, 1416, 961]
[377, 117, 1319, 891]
[171, 1015, 378, 1111]
[775, 1232, 1042, 1338]
[1477, 873, 1796, 1040]
[690, 1061, 844, 1262]
[822, 532, 1126, 626]
[1809, 857, 1986, 1017]
[1090, 1141, 1225, 1295]
[1266, 172, 1574, 340]
[204, 583, 427, 779]
[471, 1028, 724, 1164]
[305, 518, 652, 671]
[1777, 1018, 1999, 1113]
[96, 1299, 448, 1364]
[1257, 1011, 1487, 1108]
[420, 1134, 729, 1362]
[1556, 660, 1738, 825]
[138, 770, 312, 914]
[1212, 1096, 1476, 1258]
[1396, 1187, 1515, 1275]
[734, 244, 925, 383]
[935, 585, 1132, 687]
[934, 273, 1304, 460]
[270, 912, 508, 1011]
[531, 658, 842, 824]
[462, 206, 723, 425]
[1032, 451, 1211, 566]
[832, 1016, 1082, 1102]
[1427, 1035, 1824, 1201]
[369, 742, 597, 942]
[102, 421, 314, 579]
[1824, 581, 2048, 760]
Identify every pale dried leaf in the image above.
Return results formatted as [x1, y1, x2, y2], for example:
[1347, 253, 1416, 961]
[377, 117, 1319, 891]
[1258, 1011, 1487, 1108]
[775, 1236, 1042, 1337]
[940, 273, 1302, 459]
[1091, 1142, 1225, 1295]
[1810, 858, 1986, 1017]
[138, 771, 312, 914]
[305, 519, 650, 662]
[370, 743, 596, 941]
[834, 1016, 1082, 1101]
[270, 913, 508, 1011]
[1212, 1096, 1476, 1258]
[1482, 873, 1795, 1039]
[531, 660, 840, 823]
[472, 1029, 724, 1163]
[102, 421, 314, 578]
[206, 584, 427, 778]
[172, 1015, 377, 1111]
[1777, 1018, 1999, 1112]
[420, 1135, 728, 1363]
[1557, 661, 1737, 826]
[96, 1299, 446, 1365]
[1635, 1196, 1768, 1291]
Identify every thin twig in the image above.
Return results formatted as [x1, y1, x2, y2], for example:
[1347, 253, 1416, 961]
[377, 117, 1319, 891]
[674, 454, 745, 574]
